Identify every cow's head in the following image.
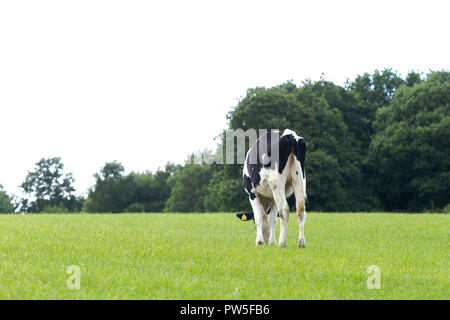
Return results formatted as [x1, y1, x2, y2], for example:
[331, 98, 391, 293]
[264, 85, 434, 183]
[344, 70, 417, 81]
[236, 212, 254, 221]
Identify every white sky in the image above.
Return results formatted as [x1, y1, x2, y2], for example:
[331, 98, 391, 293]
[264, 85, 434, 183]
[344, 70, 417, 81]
[0, 0, 449, 197]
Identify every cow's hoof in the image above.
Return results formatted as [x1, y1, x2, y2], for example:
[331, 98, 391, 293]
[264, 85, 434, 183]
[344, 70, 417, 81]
[256, 240, 264, 246]
[298, 239, 306, 248]
[278, 241, 287, 247]
[268, 239, 276, 245]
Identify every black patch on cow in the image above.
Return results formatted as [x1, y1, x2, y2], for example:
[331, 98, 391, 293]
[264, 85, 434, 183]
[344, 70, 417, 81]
[266, 203, 272, 214]
[242, 174, 256, 200]
[236, 212, 254, 221]
[276, 133, 297, 174]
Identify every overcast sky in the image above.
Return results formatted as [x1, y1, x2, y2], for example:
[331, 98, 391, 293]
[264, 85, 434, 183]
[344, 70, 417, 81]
[0, 0, 448, 197]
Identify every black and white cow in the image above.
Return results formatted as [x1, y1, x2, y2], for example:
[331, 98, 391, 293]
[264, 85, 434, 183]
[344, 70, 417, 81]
[237, 129, 307, 247]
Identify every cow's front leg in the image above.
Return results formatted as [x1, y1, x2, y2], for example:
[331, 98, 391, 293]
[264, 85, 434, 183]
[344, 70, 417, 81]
[250, 196, 265, 245]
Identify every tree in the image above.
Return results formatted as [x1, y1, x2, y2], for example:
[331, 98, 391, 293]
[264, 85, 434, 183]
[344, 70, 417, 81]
[164, 164, 213, 212]
[84, 162, 177, 213]
[20, 157, 81, 213]
[204, 164, 248, 212]
[124, 164, 178, 212]
[348, 69, 406, 110]
[368, 71, 450, 211]
[84, 161, 127, 213]
[0, 185, 15, 213]
[95, 161, 124, 181]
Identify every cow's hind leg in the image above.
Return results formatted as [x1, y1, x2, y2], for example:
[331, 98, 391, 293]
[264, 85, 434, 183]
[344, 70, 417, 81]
[250, 196, 265, 245]
[297, 208, 306, 248]
[292, 173, 307, 248]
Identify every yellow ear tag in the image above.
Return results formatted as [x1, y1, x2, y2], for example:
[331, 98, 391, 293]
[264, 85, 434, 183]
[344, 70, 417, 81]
[242, 214, 247, 221]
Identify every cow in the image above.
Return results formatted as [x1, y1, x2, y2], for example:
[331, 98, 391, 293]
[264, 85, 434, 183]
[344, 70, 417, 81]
[236, 129, 307, 247]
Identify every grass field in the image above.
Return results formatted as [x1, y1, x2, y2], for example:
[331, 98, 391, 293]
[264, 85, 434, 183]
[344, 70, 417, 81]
[0, 213, 448, 299]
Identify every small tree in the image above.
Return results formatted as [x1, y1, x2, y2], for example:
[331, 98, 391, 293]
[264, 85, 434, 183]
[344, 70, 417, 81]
[20, 157, 80, 213]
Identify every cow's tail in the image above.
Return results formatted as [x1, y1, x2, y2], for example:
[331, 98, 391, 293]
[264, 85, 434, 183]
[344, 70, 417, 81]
[293, 138, 306, 179]
[293, 137, 307, 201]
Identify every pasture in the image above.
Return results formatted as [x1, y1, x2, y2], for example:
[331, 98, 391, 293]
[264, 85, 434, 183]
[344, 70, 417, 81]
[0, 213, 448, 299]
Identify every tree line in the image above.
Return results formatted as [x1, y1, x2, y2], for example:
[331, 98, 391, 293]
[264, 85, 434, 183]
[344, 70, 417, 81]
[0, 69, 448, 214]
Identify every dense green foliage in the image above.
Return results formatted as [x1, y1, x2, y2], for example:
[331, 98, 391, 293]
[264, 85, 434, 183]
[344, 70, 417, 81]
[368, 72, 450, 211]
[164, 163, 213, 212]
[83, 161, 177, 213]
[0, 213, 448, 299]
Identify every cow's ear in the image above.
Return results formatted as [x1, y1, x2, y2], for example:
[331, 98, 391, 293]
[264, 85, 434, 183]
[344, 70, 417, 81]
[236, 212, 254, 221]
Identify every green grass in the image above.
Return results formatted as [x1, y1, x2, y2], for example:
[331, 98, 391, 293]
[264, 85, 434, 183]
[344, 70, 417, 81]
[0, 213, 448, 299]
